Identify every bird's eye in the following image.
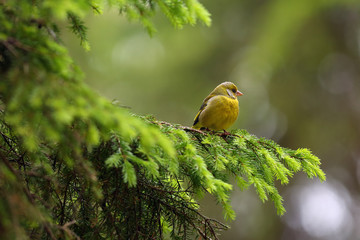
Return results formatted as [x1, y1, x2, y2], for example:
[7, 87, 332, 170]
[232, 89, 236, 93]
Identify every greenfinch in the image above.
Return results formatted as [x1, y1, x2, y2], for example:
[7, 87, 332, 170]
[192, 82, 243, 131]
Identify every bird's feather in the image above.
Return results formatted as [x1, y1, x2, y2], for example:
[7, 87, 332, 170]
[192, 82, 242, 131]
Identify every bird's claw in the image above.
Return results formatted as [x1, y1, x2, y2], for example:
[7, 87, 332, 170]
[219, 130, 231, 137]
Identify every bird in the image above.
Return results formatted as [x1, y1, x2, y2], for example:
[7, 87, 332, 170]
[192, 82, 243, 131]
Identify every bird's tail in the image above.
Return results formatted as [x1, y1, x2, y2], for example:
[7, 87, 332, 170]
[192, 124, 200, 129]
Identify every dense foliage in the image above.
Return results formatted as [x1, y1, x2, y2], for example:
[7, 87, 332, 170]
[0, 1, 325, 239]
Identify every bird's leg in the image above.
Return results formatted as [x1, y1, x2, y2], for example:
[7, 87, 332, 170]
[218, 130, 232, 143]
[201, 127, 212, 132]
[221, 129, 231, 136]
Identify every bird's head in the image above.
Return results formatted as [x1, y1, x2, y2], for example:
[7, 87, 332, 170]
[213, 82, 243, 99]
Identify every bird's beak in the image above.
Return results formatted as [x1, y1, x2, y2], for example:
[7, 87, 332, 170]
[236, 90, 243, 96]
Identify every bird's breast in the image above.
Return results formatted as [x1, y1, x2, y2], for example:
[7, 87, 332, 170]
[199, 95, 239, 130]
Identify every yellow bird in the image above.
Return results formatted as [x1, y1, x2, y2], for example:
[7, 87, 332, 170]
[192, 82, 243, 131]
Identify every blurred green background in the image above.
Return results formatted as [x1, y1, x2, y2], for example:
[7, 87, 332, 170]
[63, 1, 360, 239]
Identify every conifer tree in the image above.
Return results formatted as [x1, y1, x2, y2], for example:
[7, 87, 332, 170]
[0, 1, 325, 239]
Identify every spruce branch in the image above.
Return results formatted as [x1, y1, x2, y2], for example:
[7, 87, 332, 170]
[141, 116, 326, 216]
[67, 13, 90, 51]
[0, 1, 326, 239]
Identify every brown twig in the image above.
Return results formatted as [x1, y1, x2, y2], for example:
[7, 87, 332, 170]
[59, 220, 80, 240]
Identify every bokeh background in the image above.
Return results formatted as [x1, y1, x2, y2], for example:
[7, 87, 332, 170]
[63, 1, 360, 239]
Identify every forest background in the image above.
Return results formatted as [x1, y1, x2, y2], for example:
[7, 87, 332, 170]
[1, 0, 359, 239]
[63, 1, 360, 239]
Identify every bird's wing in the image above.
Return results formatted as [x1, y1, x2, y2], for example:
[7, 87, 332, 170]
[192, 95, 214, 127]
